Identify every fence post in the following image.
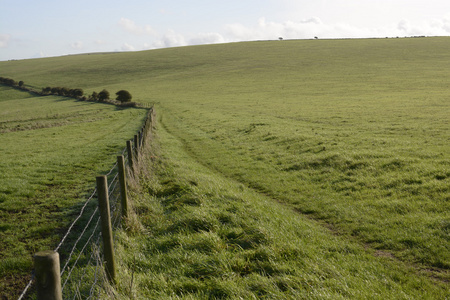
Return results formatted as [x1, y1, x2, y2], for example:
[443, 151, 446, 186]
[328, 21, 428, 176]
[134, 134, 139, 158]
[117, 155, 128, 219]
[34, 250, 62, 300]
[96, 175, 116, 284]
[126, 140, 134, 172]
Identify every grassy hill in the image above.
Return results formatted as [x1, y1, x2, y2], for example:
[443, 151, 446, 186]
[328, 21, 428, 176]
[1, 37, 449, 298]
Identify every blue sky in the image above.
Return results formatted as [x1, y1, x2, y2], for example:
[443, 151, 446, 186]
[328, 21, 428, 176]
[1, 0, 450, 60]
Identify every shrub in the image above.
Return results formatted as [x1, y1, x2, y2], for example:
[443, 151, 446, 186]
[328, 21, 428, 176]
[98, 89, 110, 101]
[51, 87, 61, 95]
[116, 90, 132, 103]
[91, 91, 99, 101]
[60, 87, 70, 96]
[69, 88, 83, 98]
[42, 87, 52, 94]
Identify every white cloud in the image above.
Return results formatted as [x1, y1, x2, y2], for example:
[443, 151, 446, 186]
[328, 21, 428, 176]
[70, 41, 84, 49]
[152, 29, 187, 48]
[301, 17, 322, 25]
[223, 17, 450, 41]
[121, 43, 135, 51]
[118, 18, 155, 35]
[395, 17, 450, 36]
[189, 32, 226, 45]
[32, 51, 46, 59]
[0, 34, 11, 48]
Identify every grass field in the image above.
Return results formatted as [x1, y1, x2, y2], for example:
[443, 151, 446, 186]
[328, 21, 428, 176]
[0, 86, 147, 297]
[1, 37, 449, 298]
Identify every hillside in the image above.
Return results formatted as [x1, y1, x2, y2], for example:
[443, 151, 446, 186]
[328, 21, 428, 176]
[1, 38, 449, 298]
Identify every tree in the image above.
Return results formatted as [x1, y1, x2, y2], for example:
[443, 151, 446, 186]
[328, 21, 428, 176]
[60, 87, 70, 96]
[51, 87, 61, 95]
[18, 81, 24, 87]
[116, 90, 132, 103]
[70, 88, 84, 98]
[98, 89, 110, 101]
[91, 91, 99, 101]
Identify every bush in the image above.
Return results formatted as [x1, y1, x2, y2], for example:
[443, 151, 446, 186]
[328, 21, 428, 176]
[98, 89, 110, 101]
[0, 77, 17, 86]
[91, 91, 99, 101]
[42, 87, 52, 94]
[116, 90, 132, 103]
[69, 88, 83, 98]
[60, 87, 70, 96]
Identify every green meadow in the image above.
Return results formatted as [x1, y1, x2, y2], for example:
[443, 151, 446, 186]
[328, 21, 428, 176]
[1, 37, 449, 298]
[0, 86, 147, 297]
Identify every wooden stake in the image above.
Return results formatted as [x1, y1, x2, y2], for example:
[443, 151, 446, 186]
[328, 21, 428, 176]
[126, 140, 134, 172]
[117, 155, 128, 219]
[34, 250, 62, 300]
[96, 175, 116, 284]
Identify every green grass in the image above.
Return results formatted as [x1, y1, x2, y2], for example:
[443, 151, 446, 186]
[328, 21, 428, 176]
[0, 87, 147, 298]
[1, 37, 449, 297]
[105, 120, 449, 299]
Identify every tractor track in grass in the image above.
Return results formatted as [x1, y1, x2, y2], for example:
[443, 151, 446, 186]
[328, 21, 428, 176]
[159, 113, 450, 285]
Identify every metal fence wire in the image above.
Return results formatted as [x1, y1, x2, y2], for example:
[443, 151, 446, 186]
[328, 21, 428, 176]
[18, 107, 154, 299]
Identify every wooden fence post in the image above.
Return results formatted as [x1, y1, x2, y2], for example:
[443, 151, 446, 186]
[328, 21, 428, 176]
[34, 250, 62, 300]
[126, 140, 134, 172]
[117, 155, 128, 219]
[96, 175, 116, 284]
[134, 134, 139, 158]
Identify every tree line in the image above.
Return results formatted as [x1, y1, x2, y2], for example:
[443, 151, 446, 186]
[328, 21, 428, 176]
[0, 76, 133, 105]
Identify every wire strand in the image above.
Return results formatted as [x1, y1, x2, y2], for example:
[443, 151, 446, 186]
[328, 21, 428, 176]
[60, 207, 99, 277]
[55, 188, 97, 252]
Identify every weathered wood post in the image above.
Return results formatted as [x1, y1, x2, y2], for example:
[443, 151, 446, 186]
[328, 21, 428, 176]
[134, 134, 139, 158]
[96, 175, 116, 284]
[126, 140, 134, 172]
[34, 250, 62, 300]
[117, 155, 128, 219]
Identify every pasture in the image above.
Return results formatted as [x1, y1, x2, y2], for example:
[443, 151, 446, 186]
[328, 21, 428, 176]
[1, 37, 449, 297]
[0, 86, 147, 297]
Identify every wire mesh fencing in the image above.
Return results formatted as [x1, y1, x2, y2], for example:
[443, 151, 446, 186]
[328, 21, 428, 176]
[17, 107, 154, 300]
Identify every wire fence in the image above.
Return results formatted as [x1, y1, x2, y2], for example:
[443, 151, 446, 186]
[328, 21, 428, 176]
[17, 107, 154, 300]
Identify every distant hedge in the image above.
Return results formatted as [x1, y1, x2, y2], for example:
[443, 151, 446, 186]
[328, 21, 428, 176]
[0, 76, 137, 107]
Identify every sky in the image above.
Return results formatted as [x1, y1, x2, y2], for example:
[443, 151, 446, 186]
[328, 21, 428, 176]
[1, 0, 450, 61]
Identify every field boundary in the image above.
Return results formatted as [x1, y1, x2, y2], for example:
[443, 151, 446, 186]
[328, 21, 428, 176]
[17, 107, 155, 299]
[0, 78, 151, 109]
